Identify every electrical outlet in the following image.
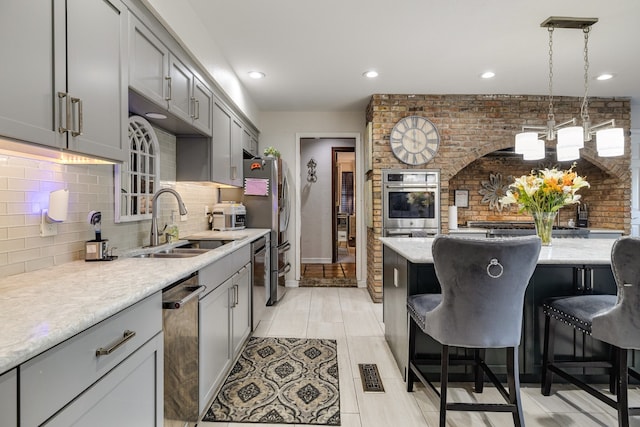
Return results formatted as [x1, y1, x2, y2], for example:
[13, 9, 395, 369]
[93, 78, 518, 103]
[40, 210, 58, 237]
[180, 214, 188, 222]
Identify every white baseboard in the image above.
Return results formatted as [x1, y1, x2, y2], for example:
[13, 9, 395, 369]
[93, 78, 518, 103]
[301, 257, 332, 264]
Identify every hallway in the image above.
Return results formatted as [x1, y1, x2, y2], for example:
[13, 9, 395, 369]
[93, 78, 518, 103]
[201, 287, 640, 427]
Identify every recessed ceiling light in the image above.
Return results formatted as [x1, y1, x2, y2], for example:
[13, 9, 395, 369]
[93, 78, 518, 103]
[596, 73, 614, 81]
[363, 70, 378, 78]
[248, 71, 266, 79]
[145, 112, 167, 120]
[481, 71, 496, 79]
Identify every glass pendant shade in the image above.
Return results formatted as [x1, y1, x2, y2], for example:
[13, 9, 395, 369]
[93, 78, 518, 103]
[556, 144, 580, 162]
[515, 132, 539, 154]
[557, 126, 584, 149]
[596, 127, 624, 157]
[522, 139, 545, 160]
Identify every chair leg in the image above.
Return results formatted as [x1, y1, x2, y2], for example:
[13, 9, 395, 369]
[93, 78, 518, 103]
[610, 346, 619, 395]
[541, 314, 556, 396]
[407, 319, 416, 392]
[474, 348, 485, 393]
[507, 347, 525, 427]
[439, 345, 449, 427]
[617, 347, 629, 427]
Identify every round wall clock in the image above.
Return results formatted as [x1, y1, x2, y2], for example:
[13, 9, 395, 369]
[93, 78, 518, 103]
[389, 116, 440, 165]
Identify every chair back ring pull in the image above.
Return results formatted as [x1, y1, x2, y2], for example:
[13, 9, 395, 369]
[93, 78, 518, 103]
[487, 258, 504, 279]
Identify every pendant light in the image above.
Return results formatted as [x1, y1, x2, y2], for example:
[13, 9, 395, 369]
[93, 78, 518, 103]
[515, 17, 624, 160]
[577, 25, 625, 157]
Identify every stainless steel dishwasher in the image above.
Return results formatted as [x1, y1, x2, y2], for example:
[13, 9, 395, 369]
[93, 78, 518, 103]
[162, 273, 206, 423]
[251, 235, 269, 330]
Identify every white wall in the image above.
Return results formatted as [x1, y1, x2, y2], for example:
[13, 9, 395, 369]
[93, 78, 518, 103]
[300, 138, 355, 263]
[258, 111, 365, 285]
[141, 0, 261, 126]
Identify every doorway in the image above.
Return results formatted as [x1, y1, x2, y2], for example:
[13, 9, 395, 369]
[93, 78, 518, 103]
[299, 137, 357, 286]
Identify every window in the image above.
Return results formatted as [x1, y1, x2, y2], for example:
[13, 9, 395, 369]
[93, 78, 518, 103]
[114, 116, 160, 222]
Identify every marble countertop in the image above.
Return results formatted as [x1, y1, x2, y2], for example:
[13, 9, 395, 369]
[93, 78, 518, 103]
[0, 229, 270, 374]
[379, 236, 617, 265]
[449, 227, 623, 235]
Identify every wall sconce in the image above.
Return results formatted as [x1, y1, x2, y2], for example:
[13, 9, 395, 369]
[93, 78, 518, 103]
[307, 158, 317, 182]
[40, 189, 69, 237]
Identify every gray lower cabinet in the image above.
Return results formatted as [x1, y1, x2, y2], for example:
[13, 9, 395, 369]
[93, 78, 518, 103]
[0, 369, 17, 427]
[43, 334, 163, 427]
[20, 292, 163, 427]
[231, 264, 252, 357]
[198, 247, 251, 414]
[0, 0, 127, 162]
[199, 278, 232, 415]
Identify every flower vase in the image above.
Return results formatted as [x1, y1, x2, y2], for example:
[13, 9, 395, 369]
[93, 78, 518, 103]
[532, 211, 557, 246]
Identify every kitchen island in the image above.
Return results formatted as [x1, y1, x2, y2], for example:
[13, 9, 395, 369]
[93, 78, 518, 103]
[380, 236, 623, 383]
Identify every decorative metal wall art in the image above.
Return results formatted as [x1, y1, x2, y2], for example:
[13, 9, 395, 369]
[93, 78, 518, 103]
[479, 172, 513, 212]
[306, 158, 317, 182]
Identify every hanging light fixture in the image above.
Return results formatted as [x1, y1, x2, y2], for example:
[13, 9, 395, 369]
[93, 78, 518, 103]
[515, 17, 624, 160]
[576, 24, 625, 157]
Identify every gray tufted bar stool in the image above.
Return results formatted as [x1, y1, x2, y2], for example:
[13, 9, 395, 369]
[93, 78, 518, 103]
[541, 236, 640, 427]
[407, 235, 541, 427]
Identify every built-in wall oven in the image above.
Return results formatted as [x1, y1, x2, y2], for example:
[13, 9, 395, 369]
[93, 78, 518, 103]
[382, 169, 440, 237]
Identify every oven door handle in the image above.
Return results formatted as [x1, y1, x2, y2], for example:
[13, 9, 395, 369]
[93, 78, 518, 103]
[385, 230, 413, 238]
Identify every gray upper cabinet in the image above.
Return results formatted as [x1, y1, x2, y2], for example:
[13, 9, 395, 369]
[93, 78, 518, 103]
[129, 14, 213, 136]
[192, 76, 214, 135]
[211, 97, 234, 185]
[129, 15, 169, 107]
[0, 0, 127, 162]
[167, 54, 194, 124]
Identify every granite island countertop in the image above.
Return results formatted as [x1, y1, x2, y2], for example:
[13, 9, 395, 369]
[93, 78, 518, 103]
[379, 236, 618, 265]
[0, 229, 270, 374]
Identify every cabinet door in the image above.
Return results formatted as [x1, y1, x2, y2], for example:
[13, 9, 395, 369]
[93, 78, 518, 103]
[192, 76, 213, 135]
[231, 264, 251, 356]
[230, 117, 244, 186]
[167, 54, 193, 124]
[0, 0, 61, 148]
[211, 97, 233, 185]
[199, 281, 231, 414]
[129, 15, 169, 107]
[0, 369, 17, 427]
[43, 333, 163, 427]
[65, 0, 127, 161]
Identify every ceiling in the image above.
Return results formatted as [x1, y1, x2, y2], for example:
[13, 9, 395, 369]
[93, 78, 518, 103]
[185, 0, 640, 113]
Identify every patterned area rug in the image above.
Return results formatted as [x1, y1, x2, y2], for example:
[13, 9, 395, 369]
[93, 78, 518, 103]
[203, 337, 340, 425]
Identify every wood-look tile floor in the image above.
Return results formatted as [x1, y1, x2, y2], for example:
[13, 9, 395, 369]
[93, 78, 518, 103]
[198, 287, 640, 427]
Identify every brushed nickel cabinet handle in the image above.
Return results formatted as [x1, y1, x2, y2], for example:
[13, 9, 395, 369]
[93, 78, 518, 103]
[57, 92, 70, 134]
[231, 165, 237, 180]
[165, 76, 172, 101]
[95, 330, 136, 356]
[194, 99, 200, 120]
[70, 97, 83, 137]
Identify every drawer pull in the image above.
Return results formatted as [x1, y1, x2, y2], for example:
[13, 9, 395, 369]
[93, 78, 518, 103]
[95, 330, 136, 356]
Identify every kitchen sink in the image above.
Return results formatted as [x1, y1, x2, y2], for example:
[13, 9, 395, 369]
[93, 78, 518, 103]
[133, 247, 212, 258]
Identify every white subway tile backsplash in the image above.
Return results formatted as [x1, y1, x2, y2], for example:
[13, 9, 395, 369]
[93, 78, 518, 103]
[0, 125, 223, 277]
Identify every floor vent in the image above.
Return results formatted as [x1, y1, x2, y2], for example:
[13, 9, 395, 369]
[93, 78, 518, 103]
[358, 363, 385, 393]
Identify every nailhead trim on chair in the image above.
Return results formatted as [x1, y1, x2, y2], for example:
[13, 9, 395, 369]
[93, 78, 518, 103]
[543, 304, 592, 335]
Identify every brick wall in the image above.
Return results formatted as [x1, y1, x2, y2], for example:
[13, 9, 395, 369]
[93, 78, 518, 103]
[365, 94, 631, 302]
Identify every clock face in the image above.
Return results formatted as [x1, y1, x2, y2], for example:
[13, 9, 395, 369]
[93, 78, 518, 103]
[390, 116, 440, 165]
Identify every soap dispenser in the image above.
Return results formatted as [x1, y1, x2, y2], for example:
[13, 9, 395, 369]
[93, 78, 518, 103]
[166, 210, 179, 243]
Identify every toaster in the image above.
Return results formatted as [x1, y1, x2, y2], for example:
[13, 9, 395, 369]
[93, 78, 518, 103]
[211, 202, 246, 231]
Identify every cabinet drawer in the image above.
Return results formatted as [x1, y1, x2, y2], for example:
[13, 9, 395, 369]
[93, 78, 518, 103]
[199, 245, 251, 296]
[20, 292, 162, 427]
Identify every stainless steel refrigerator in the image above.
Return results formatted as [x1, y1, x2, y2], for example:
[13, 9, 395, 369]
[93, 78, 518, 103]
[243, 157, 290, 305]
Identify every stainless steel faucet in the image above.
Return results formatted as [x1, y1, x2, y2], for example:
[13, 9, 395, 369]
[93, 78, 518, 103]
[149, 188, 188, 246]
